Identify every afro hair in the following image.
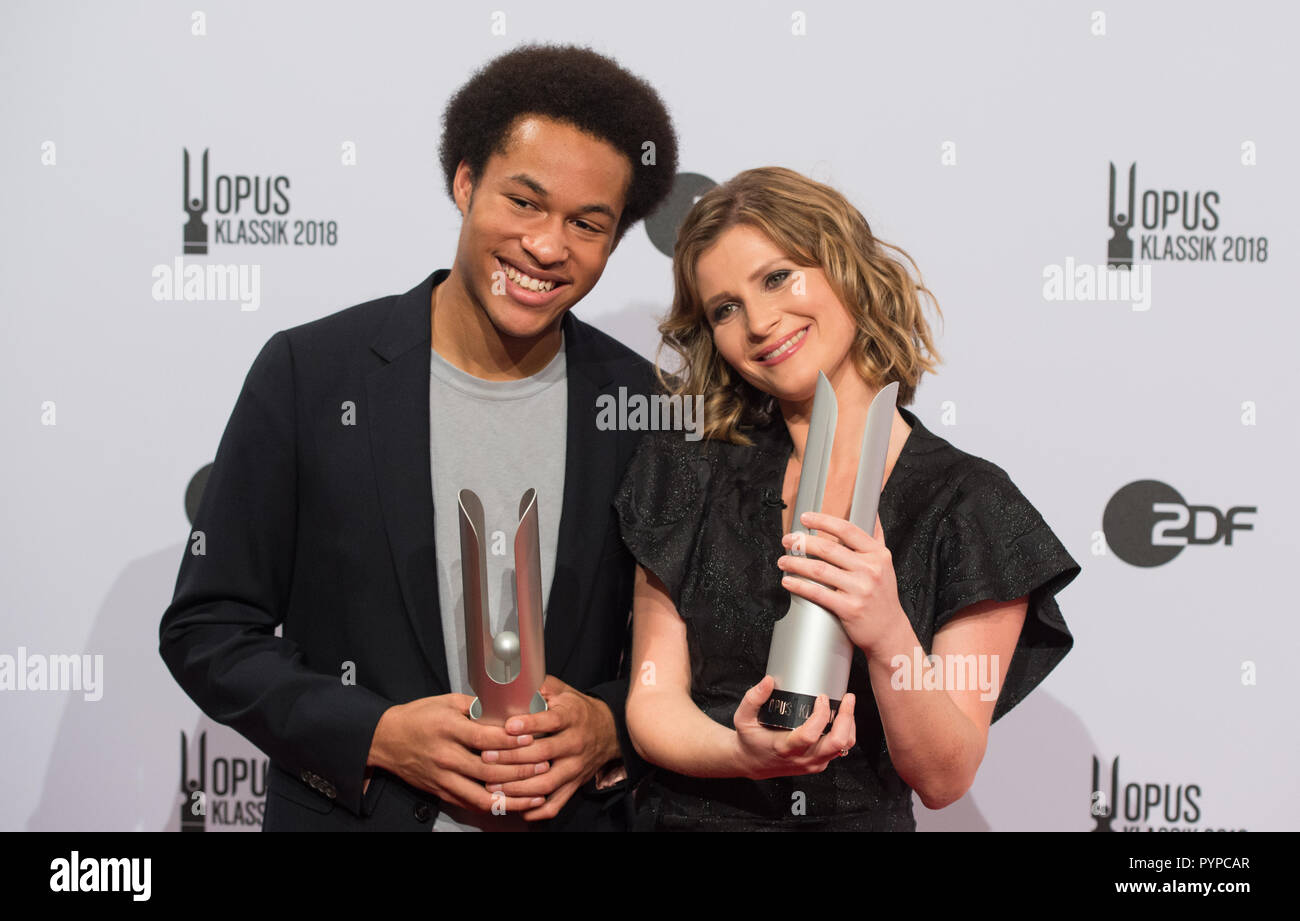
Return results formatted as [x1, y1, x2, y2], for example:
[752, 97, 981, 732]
[438, 44, 679, 245]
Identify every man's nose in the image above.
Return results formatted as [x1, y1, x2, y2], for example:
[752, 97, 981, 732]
[521, 218, 567, 267]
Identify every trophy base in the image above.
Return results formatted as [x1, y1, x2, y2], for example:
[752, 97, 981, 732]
[757, 689, 839, 733]
[468, 690, 547, 724]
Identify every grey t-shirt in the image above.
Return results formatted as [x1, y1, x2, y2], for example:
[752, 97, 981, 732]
[428, 338, 567, 831]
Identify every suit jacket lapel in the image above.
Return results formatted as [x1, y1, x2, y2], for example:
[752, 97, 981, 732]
[366, 271, 451, 693]
[544, 312, 619, 675]
[366, 283, 620, 692]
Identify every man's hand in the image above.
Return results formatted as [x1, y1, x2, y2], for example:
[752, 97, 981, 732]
[367, 694, 553, 815]
[478, 675, 620, 821]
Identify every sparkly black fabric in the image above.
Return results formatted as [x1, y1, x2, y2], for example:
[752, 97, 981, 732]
[613, 406, 1080, 831]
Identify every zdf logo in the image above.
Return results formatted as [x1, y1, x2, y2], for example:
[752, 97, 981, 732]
[1102, 480, 1255, 567]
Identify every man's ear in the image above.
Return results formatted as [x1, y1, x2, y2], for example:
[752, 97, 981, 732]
[607, 176, 632, 255]
[609, 212, 631, 256]
[452, 160, 477, 218]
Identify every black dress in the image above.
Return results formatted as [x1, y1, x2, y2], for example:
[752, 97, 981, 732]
[612, 406, 1080, 831]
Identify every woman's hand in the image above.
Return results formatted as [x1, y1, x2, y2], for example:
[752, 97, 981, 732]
[731, 676, 856, 779]
[778, 510, 909, 658]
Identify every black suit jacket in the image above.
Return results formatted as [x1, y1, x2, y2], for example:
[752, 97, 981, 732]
[160, 270, 653, 831]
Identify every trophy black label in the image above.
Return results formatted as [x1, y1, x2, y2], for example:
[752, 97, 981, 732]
[758, 689, 840, 733]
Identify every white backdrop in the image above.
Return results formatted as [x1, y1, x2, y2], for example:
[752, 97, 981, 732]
[2, 0, 1295, 831]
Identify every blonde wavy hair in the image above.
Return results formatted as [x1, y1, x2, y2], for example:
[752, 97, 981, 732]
[657, 166, 942, 445]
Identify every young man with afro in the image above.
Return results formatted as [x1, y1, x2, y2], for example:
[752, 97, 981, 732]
[160, 45, 679, 831]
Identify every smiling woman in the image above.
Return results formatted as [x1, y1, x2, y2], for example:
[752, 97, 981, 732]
[658, 167, 943, 445]
[617, 166, 1080, 831]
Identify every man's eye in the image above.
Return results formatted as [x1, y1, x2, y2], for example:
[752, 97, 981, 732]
[575, 219, 603, 233]
[509, 197, 534, 210]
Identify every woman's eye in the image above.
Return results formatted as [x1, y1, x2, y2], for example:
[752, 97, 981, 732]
[711, 302, 736, 323]
[766, 270, 790, 289]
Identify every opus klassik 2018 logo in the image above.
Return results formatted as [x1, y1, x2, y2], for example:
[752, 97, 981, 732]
[179, 730, 268, 831]
[1107, 161, 1268, 268]
[181, 147, 339, 254]
[1090, 755, 1244, 832]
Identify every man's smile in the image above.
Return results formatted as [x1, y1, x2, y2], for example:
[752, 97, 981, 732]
[495, 256, 571, 307]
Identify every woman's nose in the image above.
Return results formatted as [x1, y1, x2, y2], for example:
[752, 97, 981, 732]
[744, 299, 781, 339]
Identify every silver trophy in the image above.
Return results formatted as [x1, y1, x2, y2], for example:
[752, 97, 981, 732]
[759, 373, 899, 730]
[458, 488, 548, 726]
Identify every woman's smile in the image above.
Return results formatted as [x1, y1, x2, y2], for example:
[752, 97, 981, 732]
[754, 325, 810, 365]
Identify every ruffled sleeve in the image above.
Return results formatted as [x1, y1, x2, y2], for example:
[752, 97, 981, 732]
[933, 464, 1081, 723]
[611, 430, 712, 611]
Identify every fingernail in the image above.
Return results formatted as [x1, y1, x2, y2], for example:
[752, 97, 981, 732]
[534, 762, 549, 775]
[483, 750, 498, 762]
[487, 784, 502, 793]
[776, 557, 786, 569]
[530, 797, 545, 806]
[516, 734, 533, 746]
[506, 718, 524, 733]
